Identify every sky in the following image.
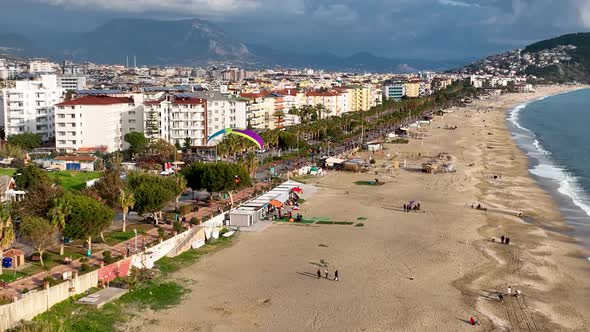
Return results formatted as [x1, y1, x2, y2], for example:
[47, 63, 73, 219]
[1, 0, 590, 60]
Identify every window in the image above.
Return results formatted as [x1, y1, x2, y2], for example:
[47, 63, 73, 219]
[69, 123, 76, 127]
[58, 131, 65, 136]
[70, 106, 75, 110]
[58, 114, 65, 119]
[70, 140, 76, 145]
[70, 114, 75, 119]
[129, 111, 135, 115]
[58, 140, 66, 144]
[58, 123, 65, 128]
[69, 131, 76, 136]
[128, 119, 136, 124]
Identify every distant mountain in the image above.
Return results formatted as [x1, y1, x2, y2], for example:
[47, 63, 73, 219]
[522, 32, 590, 83]
[457, 32, 590, 83]
[0, 33, 35, 56]
[63, 18, 254, 65]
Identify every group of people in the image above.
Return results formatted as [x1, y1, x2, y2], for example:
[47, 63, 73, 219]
[317, 268, 339, 281]
[498, 286, 522, 303]
[498, 235, 510, 245]
[403, 202, 421, 212]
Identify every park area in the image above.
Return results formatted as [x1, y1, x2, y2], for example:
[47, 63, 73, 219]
[0, 168, 101, 190]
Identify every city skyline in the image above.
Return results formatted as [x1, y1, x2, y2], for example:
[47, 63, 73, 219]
[2, 0, 590, 59]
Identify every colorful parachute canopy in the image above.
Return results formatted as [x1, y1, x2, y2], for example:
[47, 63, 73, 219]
[207, 128, 265, 149]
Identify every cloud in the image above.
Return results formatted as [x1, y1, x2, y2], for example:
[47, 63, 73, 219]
[437, 0, 479, 8]
[35, 0, 304, 18]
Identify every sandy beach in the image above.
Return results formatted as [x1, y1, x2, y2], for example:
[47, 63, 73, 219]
[143, 85, 590, 332]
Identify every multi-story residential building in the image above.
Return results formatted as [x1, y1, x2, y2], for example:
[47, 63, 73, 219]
[404, 79, 421, 98]
[57, 76, 87, 90]
[144, 94, 208, 147]
[383, 81, 405, 101]
[0, 74, 63, 141]
[193, 91, 247, 143]
[54, 95, 142, 153]
[305, 90, 343, 117]
[344, 85, 372, 112]
[241, 92, 267, 130]
[29, 60, 57, 73]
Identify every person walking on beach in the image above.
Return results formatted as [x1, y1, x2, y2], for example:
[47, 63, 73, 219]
[500, 235, 505, 244]
[469, 317, 476, 326]
[505, 237, 510, 245]
[507, 286, 512, 296]
[317, 269, 321, 279]
[499, 293, 504, 303]
[515, 289, 521, 297]
[325, 269, 329, 279]
[403, 204, 407, 212]
[334, 270, 339, 281]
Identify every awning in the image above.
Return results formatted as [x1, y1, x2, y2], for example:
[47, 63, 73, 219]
[291, 187, 303, 193]
[269, 200, 283, 208]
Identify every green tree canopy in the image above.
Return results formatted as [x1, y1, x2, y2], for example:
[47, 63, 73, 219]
[14, 165, 52, 191]
[181, 162, 251, 193]
[91, 168, 124, 209]
[8, 133, 43, 150]
[61, 192, 115, 241]
[124, 132, 149, 157]
[126, 172, 183, 222]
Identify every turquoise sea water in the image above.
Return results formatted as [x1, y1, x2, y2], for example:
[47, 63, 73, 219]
[508, 88, 590, 250]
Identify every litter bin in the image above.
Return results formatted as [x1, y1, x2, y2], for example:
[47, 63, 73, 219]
[2, 257, 13, 268]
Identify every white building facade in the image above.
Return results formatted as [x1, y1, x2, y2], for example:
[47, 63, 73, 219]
[144, 94, 208, 147]
[54, 95, 143, 153]
[193, 91, 247, 144]
[0, 74, 63, 141]
[57, 76, 87, 90]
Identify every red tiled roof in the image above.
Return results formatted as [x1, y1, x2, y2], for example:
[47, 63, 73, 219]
[240, 92, 266, 99]
[144, 99, 164, 105]
[56, 95, 133, 107]
[54, 155, 97, 162]
[77, 147, 108, 153]
[172, 98, 205, 105]
[273, 89, 299, 96]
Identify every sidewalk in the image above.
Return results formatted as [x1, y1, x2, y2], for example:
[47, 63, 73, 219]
[0, 183, 268, 299]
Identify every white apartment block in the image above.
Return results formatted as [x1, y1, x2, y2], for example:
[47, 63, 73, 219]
[57, 76, 87, 90]
[193, 91, 247, 145]
[144, 94, 208, 147]
[0, 74, 63, 141]
[54, 95, 143, 153]
[29, 60, 57, 73]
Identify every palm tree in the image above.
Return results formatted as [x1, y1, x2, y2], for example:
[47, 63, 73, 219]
[119, 188, 135, 232]
[274, 110, 286, 129]
[48, 197, 70, 256]
[0, 209, 15, 275]
[242, 152, 259, 177]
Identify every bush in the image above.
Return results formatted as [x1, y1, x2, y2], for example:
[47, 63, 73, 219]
[80, 257, 89, 263]
[80, 263, 91, 273]
[173, 220, 183, 233]
[180, 205, 192, 215]
[102, 250, 112, 263]
[190, 217, 200, 225]
[21, 288, 29, 294]
[369, 159, 376, 165]
[219, 228, 229, 236]
[157, 227, 165, 239]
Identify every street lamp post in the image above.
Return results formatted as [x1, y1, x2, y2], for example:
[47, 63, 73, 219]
[134, 229, 138, 253]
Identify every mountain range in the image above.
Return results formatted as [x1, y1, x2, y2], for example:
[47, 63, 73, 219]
[0, 18, 473, 72]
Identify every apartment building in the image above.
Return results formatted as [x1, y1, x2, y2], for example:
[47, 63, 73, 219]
[193, 91, 247, 143]
[383, 81, 405, 101]
[29, 60, 57, 73]
[144, 94, 208, 147]
[57, 76, 87, 90]
[404, 79, 421, 98]
[241, 92, 267, 130]
[0, 74, 63, 141]
[344, 85, 371, 112]
[305, 90, 344, 117]
[54, 95, 142, 153]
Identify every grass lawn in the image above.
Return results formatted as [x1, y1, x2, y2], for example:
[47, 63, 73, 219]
[316, 221, 354, 225]
[274, 217, 316, 224]
[48, 171, 101, 191]
[0, 168, 16, 177]
[292, 175, 316, 184]
[357, 217, 368, 220]
[354, 180, 384, 186]
[102, 230, 146, 246]
[0, 271, 28, 283]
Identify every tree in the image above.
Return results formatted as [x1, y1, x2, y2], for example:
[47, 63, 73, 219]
[13, 185, 63, 221]
[124, 132, 148, 157]
[273, 110, 285, 129]
[149, 139, 176, 161]
[0, 209, 14, 275]
[145, 109, 160, 142]
[20, 216, 57, 267]
[8, 133, 43, 150]
[118, 188, 135, 232]
[61, 193, 115, 255]
[126, 172, 179, 224]
[92, 168, 123, 209]
[241, 152, 259, 177]
[182, 163, 251, 194]
[14, 165, 52, 191]
[183, 137, 192, 152]
[47, 195, 70, 256]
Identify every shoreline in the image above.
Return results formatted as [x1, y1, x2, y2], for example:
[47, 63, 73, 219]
[140, 85, 590, 331]
[506, 87, 590, 251]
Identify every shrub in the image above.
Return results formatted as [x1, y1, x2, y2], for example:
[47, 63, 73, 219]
[219, 228, 229, 236]
[173, 220, 183, 233]
[157, 227, 165, 239]
[102, 250, 113, 263]
[180, 205, 192, 215]
[369, 159, 376, 165]
[21, 288, 29, 294]
[190, 217, 200, 225]
[80, 257, 89, 263]
[80, 263, 91, 273]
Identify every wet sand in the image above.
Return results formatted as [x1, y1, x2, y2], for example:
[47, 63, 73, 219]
[143, 85, 590, 332]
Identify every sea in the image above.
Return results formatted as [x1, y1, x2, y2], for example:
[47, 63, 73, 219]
[508, 88, 590, 257]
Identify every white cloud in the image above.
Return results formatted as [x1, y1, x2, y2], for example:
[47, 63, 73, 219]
[437, 0, 480, 7]
[35, 0, 304, 18]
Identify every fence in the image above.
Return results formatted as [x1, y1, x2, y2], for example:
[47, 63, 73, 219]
[0, 225, 208, 331]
